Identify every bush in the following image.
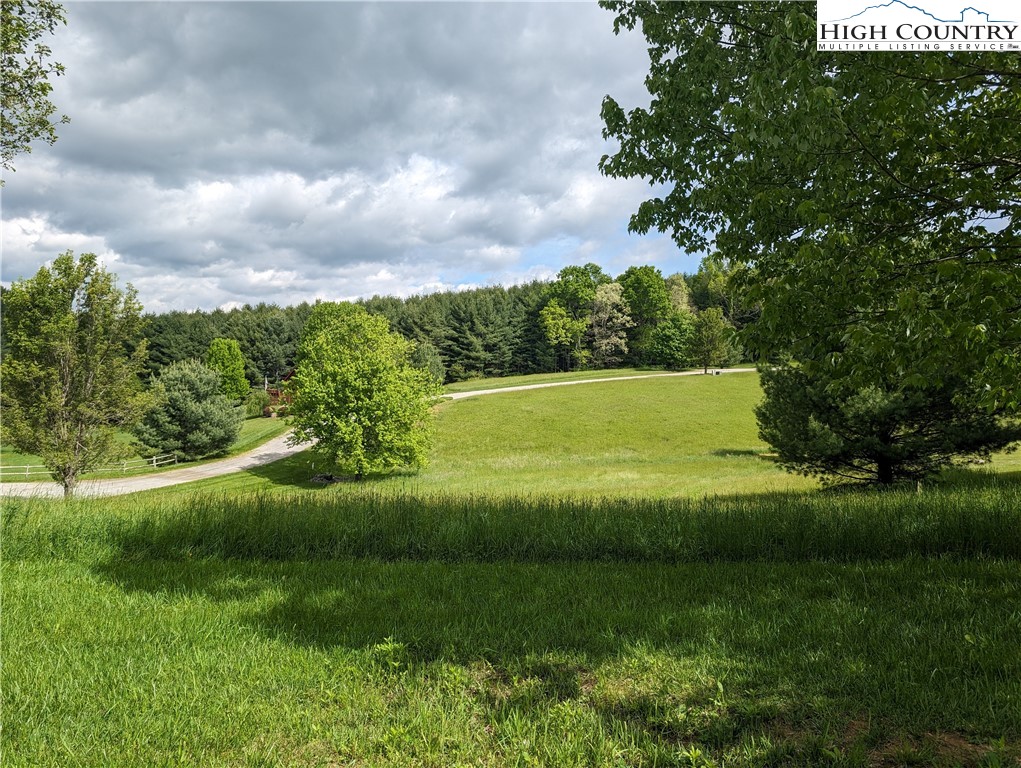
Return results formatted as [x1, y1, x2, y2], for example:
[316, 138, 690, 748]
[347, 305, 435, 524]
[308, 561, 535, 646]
[244, 389, 271, 419]
[263, 404, 288, 418]
[135, 360, 244, 461]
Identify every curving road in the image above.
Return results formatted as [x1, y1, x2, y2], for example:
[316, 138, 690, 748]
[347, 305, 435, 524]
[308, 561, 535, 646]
[0, 432, 305, 499]
[1, 368, 756, 499]
[446, 367, 755, 399]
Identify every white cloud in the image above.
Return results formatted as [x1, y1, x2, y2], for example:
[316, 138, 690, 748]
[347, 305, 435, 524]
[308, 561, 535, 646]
[0, 2, 701, 311]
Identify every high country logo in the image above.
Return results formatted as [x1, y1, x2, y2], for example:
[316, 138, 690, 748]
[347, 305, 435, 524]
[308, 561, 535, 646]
[816, 0, 1020, 50]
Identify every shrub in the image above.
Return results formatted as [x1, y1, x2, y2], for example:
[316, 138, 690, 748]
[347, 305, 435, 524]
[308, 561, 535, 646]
[244, 389, 271, 419]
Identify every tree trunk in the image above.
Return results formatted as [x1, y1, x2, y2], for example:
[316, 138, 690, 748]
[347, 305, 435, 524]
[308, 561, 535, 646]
[61, 472, 77, 498]
[876, 458, 894, 485]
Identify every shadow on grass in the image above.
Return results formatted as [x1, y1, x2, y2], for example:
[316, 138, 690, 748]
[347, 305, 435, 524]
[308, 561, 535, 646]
[240, 449, 420, 489]
[90, 554, 1021, 755]
[8, 470, 1021, 566]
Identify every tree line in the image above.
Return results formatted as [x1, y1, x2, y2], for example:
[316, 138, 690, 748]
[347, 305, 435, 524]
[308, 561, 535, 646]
[138, 259, 750, 387]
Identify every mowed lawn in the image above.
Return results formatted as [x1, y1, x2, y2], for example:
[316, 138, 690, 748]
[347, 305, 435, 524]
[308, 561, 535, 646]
[4, 370, 1021, 766]
[429, 372, 809, 498]
[441, 367, 704, 393]
[222, 370, 1018, 498]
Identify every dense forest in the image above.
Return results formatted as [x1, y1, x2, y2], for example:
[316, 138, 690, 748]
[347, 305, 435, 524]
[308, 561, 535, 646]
[0, 258, 752, 387]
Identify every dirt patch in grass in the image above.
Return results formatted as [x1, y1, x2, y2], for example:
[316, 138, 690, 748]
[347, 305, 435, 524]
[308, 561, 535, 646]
[866, 731, 1016, 768]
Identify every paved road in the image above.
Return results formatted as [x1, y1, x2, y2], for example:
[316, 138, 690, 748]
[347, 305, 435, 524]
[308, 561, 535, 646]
[1, 368, 756, 499]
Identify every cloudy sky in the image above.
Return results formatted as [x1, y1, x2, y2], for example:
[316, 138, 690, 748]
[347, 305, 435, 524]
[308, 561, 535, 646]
[2, 1, 696, 313]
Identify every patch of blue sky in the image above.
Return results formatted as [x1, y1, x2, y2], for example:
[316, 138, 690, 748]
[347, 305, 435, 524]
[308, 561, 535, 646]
[515, 228, 707, 280]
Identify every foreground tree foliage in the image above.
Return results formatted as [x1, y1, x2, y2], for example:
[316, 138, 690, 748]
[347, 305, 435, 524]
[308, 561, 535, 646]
[599, 2, 1021, 412]
[1, 0, 69, 177]
[288, 302, 440, 480]
[757, 365, 1021, 485]
[134, 360, 243, 461]
[0, 252, 149, 496]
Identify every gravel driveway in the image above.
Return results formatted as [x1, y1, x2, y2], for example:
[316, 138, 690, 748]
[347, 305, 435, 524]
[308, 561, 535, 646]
[0, 433, 306, 499]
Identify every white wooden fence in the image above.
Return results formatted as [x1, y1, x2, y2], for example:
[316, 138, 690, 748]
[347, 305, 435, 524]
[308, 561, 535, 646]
[0, 454, 177, 480]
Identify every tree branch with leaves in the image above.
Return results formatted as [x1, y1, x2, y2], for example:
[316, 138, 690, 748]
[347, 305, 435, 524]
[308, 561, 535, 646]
[1, 0, 69, 179]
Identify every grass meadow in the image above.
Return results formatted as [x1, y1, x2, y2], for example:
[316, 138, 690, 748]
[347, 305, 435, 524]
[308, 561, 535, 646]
[3, 371, 1020, 767]
[157, 373, 820, 499]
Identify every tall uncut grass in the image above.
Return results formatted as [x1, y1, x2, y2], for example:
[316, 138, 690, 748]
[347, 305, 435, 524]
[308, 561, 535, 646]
[6, 481, 1019, 564]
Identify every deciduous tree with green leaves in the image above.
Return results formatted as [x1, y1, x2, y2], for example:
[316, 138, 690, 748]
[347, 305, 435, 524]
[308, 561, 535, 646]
[288, 302, 440, 480]
[664, 272, 693, 314]
[548, 263, 611, 321]
[205, 337, 249, 401]
[539, 299, 589, 371]
[1, 0, 69, 178]
[650, 309, 696, 370]
[617, 264, 672, 364]
[588, 281, 633, 369]
[599, 1, 1020, 411]
[0, 251, 149, 496]
[692, 307, 731, 374]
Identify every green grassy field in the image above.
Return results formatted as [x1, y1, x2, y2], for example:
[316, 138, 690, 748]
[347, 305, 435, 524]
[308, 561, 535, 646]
[3, 371, 1020, 767]
[159, 372, 1020, 499]
[163, 373, 820, 499]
